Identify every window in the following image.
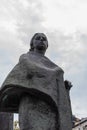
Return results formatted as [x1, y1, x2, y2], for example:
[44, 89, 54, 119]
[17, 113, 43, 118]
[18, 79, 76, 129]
[83, 125, 87, 130]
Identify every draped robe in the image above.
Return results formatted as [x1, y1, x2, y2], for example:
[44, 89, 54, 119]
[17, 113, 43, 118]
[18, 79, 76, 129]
[0, 51, 72, 130]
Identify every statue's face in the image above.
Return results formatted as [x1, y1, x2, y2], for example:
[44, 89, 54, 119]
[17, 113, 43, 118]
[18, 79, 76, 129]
[32, 33, 48, 52]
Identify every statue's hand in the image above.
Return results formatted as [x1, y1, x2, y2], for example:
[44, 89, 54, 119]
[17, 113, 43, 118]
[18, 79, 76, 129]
[64, 80, 72, 90]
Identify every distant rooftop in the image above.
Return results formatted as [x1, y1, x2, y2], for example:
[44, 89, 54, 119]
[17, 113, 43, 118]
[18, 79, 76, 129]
[73, 117, 87, 128]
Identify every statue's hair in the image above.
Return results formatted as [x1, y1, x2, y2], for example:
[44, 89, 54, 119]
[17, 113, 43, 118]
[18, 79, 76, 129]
[30, 33, 48, 51]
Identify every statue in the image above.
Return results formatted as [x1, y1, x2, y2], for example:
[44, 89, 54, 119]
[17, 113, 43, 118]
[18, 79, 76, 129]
[0, 33, 72, 130]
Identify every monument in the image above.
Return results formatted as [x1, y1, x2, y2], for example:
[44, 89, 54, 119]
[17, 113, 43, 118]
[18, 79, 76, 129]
[0, 33, 72, 130]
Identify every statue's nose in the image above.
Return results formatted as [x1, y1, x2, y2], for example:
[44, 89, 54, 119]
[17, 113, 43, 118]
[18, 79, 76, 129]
[40, 37, 43, 41]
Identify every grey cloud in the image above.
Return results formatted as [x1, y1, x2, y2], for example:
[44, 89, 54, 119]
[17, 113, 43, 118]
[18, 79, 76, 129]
[45, 31, 87, 117]
[0, 27, 28, 86]
[46, 31, 87, 73]
[15, 0, 46, 44]
[0, 0, 45, 41]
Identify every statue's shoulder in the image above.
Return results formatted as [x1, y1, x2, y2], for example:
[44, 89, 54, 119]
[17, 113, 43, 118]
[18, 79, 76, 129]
[44, 56, 64, 73]
[19, 52, 29, 62]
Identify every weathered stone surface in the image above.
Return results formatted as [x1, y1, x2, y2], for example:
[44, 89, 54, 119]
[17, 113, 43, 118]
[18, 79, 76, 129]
[19, 95, 58, 130]
[0, 112, 13, 130]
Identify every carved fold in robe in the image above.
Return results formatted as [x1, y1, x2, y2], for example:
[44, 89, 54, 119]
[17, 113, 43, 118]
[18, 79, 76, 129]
[0, 51, 72, 130]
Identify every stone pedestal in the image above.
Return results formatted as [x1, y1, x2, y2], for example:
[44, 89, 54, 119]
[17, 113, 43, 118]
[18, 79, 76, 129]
[0, 112, 13, 130]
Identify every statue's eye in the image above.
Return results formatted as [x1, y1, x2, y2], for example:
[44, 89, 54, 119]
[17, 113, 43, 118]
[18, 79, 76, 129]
[35, 36, 46, 41]
[43, 37, 46, 41]
[35, 36, 40, 40]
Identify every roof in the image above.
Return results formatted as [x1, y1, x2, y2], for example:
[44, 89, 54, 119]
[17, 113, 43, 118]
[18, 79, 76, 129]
[73, 118, 87, 128]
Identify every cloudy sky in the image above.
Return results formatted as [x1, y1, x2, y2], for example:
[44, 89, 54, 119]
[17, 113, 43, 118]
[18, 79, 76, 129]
[0, 0, 87, 119]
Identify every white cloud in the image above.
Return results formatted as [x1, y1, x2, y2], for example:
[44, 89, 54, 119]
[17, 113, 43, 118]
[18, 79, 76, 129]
[41, 0, 87, 33]
[46, 31, 87, 74]
[71, 98, 87, 118]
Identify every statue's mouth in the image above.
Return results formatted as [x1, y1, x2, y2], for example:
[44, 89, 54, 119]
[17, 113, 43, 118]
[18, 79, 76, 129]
[37, 45, 45, 50]
[36, 44, 46, 51]
[40, 41, 44, 45]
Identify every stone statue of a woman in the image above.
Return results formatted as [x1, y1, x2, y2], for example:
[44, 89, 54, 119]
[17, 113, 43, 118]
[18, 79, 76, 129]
[0, 33, 72, 130]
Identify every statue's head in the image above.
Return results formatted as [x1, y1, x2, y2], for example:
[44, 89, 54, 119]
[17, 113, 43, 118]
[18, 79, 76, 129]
[30, 33, 48, 54]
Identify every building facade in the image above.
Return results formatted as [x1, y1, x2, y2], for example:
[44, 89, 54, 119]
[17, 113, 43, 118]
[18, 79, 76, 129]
[73, 118, 87, 130]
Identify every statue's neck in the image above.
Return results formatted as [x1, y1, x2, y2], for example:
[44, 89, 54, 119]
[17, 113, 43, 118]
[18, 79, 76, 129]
[29, 50, 45, 56]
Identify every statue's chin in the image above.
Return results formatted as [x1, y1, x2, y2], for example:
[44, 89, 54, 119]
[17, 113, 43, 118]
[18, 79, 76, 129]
[37, 45, 46, 51]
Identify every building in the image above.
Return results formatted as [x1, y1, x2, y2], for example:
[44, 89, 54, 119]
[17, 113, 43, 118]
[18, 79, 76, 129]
[14, 120, 20, 130]
[72, 118, 87, 130]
